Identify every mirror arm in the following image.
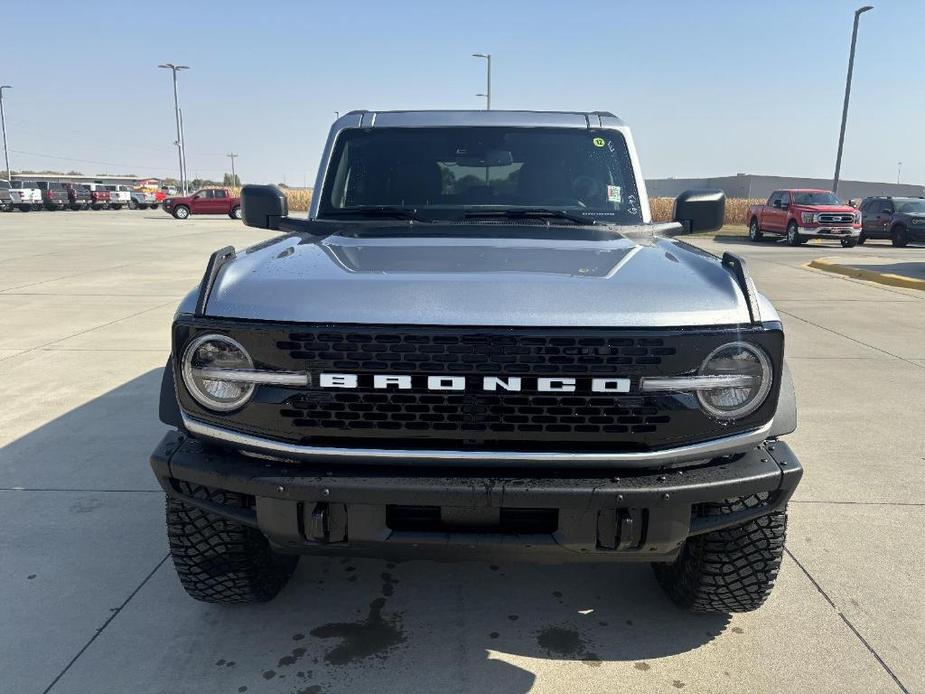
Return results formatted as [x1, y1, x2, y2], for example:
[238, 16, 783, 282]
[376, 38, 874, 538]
[278, 217, 312, 234]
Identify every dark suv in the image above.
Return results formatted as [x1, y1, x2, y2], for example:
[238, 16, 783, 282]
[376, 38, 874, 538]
[35, 181, 69, 211]
[859, 196, 925, 247]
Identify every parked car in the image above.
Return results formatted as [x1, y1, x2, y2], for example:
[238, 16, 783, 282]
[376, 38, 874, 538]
[162, 187, 241, 219]
[10, 180, 42, 211]
[747, 189, 861, 247]
[34, 181, 69, 210]
[858, 196, 925, 247]
[152, 109, 801, 613]
[129, 189, 159, 210]
[104, 184, 130, 210]
[0, 179, 14, 211]
[63, 183, 92, 210]
[86, 183, 112, 210]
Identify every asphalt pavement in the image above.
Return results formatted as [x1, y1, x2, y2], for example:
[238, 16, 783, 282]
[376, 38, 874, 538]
[1, 210, 922, 693]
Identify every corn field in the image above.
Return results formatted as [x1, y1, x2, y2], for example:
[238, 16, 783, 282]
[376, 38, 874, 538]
[650, 197, 760, 227]
[243, 187, 754, 225]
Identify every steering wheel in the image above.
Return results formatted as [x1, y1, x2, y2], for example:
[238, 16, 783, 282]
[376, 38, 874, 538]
[537, 197, 587, 208]
[572, 175, 602, 203]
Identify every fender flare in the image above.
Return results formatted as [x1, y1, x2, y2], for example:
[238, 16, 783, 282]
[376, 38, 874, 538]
[158, 358, 183, 428]
[770, 360, 797, 437]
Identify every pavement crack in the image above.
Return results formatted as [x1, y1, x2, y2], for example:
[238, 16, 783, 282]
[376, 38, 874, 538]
[785, 547, 909, 693]
[42, 553, 169, 694]
[777, 309, 924, 370]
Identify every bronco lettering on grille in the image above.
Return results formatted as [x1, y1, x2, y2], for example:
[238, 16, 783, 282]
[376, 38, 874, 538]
[318, 373, 631, 393]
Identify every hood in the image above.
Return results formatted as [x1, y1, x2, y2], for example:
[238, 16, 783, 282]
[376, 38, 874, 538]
[195, 227, 754, 327]
[795, 204, 857, 213]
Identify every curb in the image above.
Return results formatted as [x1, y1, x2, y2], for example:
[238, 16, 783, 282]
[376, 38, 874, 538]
[806, 258, 925, 291]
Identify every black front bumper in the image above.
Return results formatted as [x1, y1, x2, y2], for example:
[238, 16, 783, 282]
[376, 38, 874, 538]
[151, 431, 802, 563]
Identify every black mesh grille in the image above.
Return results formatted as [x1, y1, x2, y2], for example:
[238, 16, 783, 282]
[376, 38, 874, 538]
[281, 392, 671, 436]
[173, 321, 784, 452]
[278, 331, 676, 375]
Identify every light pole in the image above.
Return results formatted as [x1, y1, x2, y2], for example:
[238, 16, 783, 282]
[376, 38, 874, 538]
[227, 152, 238, 186]
[158, 63, 190, 194]
[897, 161, 902, 184]
[472, 53, 491, 110]
[0, 85, 11, 182]
[832, 6, 873, 194]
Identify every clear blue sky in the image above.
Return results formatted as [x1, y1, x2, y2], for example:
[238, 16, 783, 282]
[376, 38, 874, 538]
[4, 0, 922, 187]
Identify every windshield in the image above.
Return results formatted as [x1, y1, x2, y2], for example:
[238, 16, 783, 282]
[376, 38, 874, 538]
[896, 199, 925, 213]
[319, 127, 642, 224]
[793, 191, 841, 205]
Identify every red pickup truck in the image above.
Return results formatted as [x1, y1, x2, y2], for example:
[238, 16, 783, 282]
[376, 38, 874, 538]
[747, 189, 861, 247]
[162, 188, 242, 220]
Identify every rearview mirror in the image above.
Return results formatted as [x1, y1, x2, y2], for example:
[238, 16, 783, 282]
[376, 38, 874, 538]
[455, 149, 514, 168]
[673, 189, 725, 233]
[241, 184, 289, 230]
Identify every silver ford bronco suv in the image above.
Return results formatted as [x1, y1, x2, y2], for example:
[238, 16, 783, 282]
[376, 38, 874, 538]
[152, 110, 802, 612]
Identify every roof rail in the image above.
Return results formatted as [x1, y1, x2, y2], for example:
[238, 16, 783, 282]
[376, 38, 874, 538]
[194, 246, 235, 317]
[721, 252, 762, 324]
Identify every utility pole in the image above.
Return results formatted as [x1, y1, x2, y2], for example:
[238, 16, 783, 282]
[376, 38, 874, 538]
[832, 6, 873, 194]
[472, 53, 491, 110]
[227, 152, 238, 186]
[897, 161, 902, 184]
[157, 63, 190, 194]
[0, 85, 12, 182]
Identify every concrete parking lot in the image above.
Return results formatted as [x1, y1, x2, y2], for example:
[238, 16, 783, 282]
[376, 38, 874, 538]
[1, 210, 922, 694]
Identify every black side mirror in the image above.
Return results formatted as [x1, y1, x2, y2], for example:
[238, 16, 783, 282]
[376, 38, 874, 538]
[673, 189, 725, 233]
[241, 184, 289, 229]
[772, 199, 781, 209]
[781, 201, 790, 210]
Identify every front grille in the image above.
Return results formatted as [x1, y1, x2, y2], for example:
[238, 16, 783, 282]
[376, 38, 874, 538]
[279, 331, 676, 374]
[817, 213, 854, 223]
[282, 391, 670, 437]
[173, 322, 784, 452]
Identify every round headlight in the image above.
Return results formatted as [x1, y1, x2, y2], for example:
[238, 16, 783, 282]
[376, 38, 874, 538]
[697, 342, 772, 420]
[181, 334, 254, 411]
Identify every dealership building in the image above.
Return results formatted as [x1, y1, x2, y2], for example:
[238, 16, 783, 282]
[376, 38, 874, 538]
[646, 173, 925, 201]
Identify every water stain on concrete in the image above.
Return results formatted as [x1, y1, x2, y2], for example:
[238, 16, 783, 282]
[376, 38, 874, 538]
[634, 662, 651, 671]
[489, 632, 500, 639]
[294, 686, 322, 694]
[293, 633, 305, 641]
[70, 498, 103, 514]
[237, 687, 247, 693]
[27, 574, 36, 580]
[731, 626, 744, 634]
[582, 653, 602, 668]
[310, 597, 405, 665]
[552, 591, 563, 599]
[279, 647, 307, 667]
[381, 572, 397, 597]
[536, 626, 585, 658]
[508, 615, 519, 621]
[673, 680, 686, 689]
[262, 670, 277, 680]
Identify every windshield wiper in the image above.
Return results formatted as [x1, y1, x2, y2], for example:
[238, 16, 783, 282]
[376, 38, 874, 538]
[462, 208, 596, 225]
[322, 206, 433, 222]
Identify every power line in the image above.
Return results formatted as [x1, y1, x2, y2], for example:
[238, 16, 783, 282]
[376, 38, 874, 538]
[9, 148, 227, 175]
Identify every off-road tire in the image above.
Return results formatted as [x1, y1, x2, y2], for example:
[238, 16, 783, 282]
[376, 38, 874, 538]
[748, 218, 763, 242]
[166, 481, 298, 605]
[891, 225, 908, 248]
[652, 497, 787, 613]
[786, 222, 802, 247]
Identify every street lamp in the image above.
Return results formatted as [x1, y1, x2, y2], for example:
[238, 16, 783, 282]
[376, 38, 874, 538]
[832, 5, 873, 194]
[227, 152, 238, 186]
[472, 53, 491, 110]
[158, 63, 190, 194]
[0, 85, 12, 182]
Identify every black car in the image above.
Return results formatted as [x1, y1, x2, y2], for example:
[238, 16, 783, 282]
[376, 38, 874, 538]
[859, 196, 925, 247]
[35, 181, 70, 211]
[63, 183, 92, 211]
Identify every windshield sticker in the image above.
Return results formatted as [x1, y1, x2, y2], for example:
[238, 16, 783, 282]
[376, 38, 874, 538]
[592, 137, 606, 148]
[607, 185, 622, 203]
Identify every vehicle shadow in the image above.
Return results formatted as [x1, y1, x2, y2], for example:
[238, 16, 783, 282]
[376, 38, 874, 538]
[1, 368, 729, 694]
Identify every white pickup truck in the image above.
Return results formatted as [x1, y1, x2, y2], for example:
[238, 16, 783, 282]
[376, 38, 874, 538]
[10, 180, 42, 212]
[104, 184, 131, 210]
